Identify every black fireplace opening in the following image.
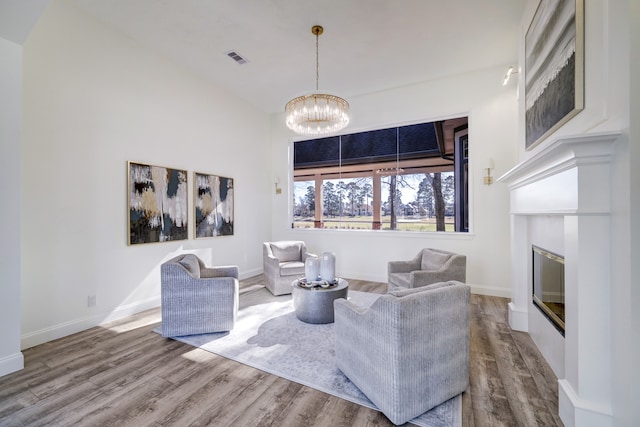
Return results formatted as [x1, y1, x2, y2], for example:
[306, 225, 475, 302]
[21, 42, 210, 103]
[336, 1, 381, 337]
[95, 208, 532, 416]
[532, 245, 565, 336]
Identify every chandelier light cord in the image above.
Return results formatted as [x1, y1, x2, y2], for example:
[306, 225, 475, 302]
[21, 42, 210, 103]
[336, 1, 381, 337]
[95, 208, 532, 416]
[312, 25, 323, 92]
[285, 24, 349, 136]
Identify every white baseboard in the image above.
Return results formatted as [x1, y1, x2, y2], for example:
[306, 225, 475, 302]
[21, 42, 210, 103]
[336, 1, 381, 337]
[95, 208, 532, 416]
[20, 267, 262, 350]
[338, 271, 385, 284]
[98, 295, 161, 324]
[21, 295, 161, 350]
[0, 352, 24, 378]
[468, 283, 511, 298]
[240, 267, 263, 280]
[509, 302, 528, 332]
[558, 379, 613, 427]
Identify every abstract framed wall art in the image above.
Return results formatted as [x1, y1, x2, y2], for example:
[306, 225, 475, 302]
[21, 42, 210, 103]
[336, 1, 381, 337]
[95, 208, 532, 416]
[194, 172, 234, 238]
[127, 161, 188, 245]
[525, 0, 584, 150]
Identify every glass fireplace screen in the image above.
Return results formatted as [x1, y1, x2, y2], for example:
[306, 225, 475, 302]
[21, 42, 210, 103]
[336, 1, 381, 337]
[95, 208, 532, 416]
[532, 245, 565, 335]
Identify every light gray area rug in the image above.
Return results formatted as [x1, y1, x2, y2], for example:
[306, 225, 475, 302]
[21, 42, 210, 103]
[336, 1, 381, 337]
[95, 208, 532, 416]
[155, 288, 461, 427]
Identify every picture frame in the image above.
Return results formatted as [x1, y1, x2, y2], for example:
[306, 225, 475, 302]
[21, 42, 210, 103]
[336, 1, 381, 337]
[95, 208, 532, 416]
[194, 172, 234, 238]
[127, 161, 188, 245]
[525, 0, 584, 150]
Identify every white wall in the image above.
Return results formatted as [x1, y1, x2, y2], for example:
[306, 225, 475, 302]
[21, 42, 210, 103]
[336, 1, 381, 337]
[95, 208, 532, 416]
[626, 1, 640, 424]
[610, 1, 639, 425]
[20, 1, 272, 349]
[626, 2, 640, 425]
[0, 36, 25, 376]
[270, 66, 519, 297]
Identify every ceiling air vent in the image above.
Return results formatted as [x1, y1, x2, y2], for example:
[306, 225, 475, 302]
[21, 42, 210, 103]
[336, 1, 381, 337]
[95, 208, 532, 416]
[225, 50, 249, 65]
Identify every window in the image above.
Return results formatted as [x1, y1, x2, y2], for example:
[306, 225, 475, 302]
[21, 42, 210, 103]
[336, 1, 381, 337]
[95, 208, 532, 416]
[292, 117, 469, 232]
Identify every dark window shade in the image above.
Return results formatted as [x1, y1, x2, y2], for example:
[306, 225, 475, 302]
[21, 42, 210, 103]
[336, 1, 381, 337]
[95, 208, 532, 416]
[340, 128, 397, 164]
[293, 137, 340, 169]
[294, 122, 441, 169]
[399, 123, 439, 157]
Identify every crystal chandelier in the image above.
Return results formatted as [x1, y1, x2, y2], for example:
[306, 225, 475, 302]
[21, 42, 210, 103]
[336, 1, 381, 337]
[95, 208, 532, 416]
[285, 25, 350, 137]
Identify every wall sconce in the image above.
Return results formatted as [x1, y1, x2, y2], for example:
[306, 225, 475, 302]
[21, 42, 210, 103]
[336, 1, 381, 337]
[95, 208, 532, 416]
[502, 66, 519, 86]
[484, 158, 494, 185]
[274, 176, 282, 195]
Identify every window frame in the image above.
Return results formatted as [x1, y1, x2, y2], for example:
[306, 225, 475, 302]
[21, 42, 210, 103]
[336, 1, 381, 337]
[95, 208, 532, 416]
[289, 117, 471, 235]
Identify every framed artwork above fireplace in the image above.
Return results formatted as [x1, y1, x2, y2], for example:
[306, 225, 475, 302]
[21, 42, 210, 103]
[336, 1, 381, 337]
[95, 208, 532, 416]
[525, 0, 584, 150]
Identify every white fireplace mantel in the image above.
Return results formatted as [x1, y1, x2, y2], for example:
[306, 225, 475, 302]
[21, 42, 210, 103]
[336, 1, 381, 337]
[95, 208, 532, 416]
[498, 131, 620, 427]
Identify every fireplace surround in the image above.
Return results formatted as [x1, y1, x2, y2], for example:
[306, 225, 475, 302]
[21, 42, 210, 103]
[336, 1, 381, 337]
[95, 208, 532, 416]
[498, 132, 619, 427]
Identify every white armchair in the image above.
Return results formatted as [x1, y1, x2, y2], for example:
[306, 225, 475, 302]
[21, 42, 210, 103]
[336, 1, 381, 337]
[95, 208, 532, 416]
[387, 248, 466, 292]
[263, 241, 314, 295]
[161, 254, 239, 337]
[334, 281, 471, 425]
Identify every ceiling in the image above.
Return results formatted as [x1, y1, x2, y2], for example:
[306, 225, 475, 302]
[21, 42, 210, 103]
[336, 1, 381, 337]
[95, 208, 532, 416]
[0, 0, 50, 44]
[72, 0, 526, 114]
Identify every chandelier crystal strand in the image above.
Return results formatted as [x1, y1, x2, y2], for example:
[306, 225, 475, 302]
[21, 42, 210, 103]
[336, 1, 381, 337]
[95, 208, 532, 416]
[285, 25, 349, 136]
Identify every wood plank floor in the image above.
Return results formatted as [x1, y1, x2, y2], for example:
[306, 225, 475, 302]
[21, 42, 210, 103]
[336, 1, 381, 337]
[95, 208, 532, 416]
[0, 276, 563, 427]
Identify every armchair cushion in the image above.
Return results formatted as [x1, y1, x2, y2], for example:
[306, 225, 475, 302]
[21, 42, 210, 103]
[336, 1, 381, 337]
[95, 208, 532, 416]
[270, 242, 302, 262]
[279, 261, 304, 275]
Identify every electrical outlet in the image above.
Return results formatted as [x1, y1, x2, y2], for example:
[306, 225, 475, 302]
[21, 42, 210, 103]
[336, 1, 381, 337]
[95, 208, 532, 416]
[87, 295, 96, 307]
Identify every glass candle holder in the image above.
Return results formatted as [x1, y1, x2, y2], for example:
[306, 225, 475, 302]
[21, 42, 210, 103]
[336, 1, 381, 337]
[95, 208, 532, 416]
[305, 256, 320, 282]
[320, 252, 336, 281]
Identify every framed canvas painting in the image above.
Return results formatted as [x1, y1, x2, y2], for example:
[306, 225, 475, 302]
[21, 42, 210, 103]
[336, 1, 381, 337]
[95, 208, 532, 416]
[194, 172, 234, 238]
[525, 0, 584, 150]
[127, 161, 188, 244]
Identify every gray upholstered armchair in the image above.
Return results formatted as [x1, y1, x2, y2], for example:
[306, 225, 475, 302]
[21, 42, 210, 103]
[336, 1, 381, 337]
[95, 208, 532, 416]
[161, 254, 239, 337]
[387, 247, 466, 292]
[334, 281, 470, 425]
[263, 241, 314, 295]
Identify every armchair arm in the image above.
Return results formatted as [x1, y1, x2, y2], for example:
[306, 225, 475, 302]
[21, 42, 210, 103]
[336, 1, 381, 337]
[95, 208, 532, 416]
[334, 299, 376, 361]
[193, 276, 238, 291]
[387, 251, 422, 274]
[334, 298, 370, 317]
[441, 255, 467, 282]
[302, 252, 316, 262]
[334, 295, 398, 407]
[262, 243, 283, 287]
[201, 265, 239, 279]
[263, 244, 281, 266]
